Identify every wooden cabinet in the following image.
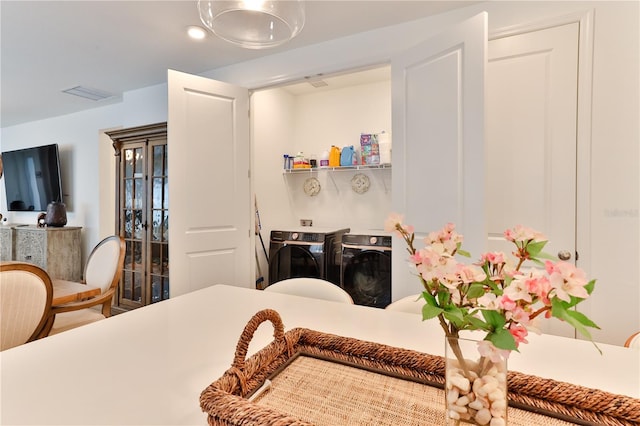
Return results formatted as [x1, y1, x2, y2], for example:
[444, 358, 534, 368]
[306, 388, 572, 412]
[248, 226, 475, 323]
[0, 226, 14, 261]
[0, 225, 82, 281]
[106, 123, 169, 311]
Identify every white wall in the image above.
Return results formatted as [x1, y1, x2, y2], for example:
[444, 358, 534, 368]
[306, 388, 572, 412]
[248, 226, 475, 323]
[0, 84, 167, 263]
[0, 1, 637, 346]
[252, 80, 392, 284]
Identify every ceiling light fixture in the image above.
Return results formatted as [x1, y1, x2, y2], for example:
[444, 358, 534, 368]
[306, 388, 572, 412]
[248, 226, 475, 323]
[187, 26, 207, 40]
[197, 0, 305, 49]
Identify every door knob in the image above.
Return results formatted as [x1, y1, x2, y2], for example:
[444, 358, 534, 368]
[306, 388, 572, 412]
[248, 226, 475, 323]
[558, 250, 572, 261]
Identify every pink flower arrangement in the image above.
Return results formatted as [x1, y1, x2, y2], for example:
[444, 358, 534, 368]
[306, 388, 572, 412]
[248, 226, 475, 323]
[385, 214, 600, 358]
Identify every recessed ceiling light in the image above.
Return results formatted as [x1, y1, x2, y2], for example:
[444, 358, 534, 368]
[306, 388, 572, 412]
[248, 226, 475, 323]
[187, 26, 207, 40]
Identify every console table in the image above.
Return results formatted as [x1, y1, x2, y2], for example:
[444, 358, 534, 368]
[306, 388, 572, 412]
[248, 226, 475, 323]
[0, 224, 82, 281]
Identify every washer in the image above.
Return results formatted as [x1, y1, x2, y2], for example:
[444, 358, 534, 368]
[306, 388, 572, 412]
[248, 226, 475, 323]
[341, 233, 392, 308]
[268, 227, 350, 286]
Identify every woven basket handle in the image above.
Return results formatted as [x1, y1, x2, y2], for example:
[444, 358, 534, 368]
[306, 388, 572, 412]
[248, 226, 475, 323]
[232, 309, 285, 370]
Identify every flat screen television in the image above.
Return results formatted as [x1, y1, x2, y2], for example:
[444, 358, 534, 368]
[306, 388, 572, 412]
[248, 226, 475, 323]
[2, 143, 63, 212]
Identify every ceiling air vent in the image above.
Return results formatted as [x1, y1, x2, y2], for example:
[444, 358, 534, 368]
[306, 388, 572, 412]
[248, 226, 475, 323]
[305, 75, 328, 88]
[62, 86, 114, 101]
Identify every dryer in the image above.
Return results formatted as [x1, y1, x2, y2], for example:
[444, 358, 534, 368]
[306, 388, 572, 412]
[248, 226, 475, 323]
[341, 233, 392, 308]
[268, 227, 350, 286]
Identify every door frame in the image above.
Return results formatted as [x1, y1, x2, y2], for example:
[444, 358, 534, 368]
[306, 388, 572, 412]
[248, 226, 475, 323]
[489, 10, 595, 276]
[245, 10, 593, 271]
[244, 10, 594, 296]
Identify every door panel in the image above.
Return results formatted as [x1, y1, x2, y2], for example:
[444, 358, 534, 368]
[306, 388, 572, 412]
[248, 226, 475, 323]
[487, 23, 579, 337]
[391, 13, 487, 300]
[168, 70, 251, 297]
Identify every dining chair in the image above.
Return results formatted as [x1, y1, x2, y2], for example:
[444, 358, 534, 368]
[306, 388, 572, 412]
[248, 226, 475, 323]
[264, 278, 354, 304]
[1, 262, 53, 350]
[47, 235, 126, 335]
[624, 331, 640, 349]
[385, 294, 423, 314]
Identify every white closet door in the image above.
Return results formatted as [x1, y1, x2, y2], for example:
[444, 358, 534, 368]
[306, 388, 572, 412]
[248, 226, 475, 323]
[487, 23, 579, 337]
[167, 69, 251, 297]
[391, 13, 487, 300]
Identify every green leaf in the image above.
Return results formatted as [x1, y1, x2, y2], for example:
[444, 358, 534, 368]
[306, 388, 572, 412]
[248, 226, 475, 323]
[457, 248, 471, 258]
[437, 289, 451, 306]
[422, 303, 444, 321]
[466, 283, 486, 300]
[551, 299, 599, 342]
[551, 297, 569, 318]
[526, 240, 547, 257]
[565, 309, 600, 330]
[443, 306, 465, 327]
[481, 309, 506, 330]
[536, 251, 557, 261]
[485, 279, 502, 295]
[488, 328, 518, 351]
[466, 315, 490, 331]
[421, 291, 438, 306]
[584, 279, 596, 295]
[528, 257, 545, 267]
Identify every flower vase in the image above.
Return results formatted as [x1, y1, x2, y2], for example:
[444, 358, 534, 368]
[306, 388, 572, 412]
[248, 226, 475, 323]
[444, 336, 508, 425]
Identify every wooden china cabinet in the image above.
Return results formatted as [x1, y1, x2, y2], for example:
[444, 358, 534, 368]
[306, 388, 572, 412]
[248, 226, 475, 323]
[106, 123, 169, 311]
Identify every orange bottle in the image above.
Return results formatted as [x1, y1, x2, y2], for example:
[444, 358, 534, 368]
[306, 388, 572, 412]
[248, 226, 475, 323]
[329, 146, 341, 167]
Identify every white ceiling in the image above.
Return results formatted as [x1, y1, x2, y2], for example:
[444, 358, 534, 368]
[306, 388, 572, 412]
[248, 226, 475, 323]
[0, 1, 478, 128]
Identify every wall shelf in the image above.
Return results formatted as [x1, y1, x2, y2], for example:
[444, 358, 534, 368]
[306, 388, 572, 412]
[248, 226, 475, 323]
[283, 164, 391, 193]
[283, 164, 391, 174]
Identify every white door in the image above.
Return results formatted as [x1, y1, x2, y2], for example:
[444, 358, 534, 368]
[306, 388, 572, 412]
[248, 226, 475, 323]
[391, 13, 487, 300]
[167, 69, 252, 297]
[487, 23, 579, 337]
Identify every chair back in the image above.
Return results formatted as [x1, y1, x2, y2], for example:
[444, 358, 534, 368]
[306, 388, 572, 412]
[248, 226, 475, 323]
[264, 278, 354, 304]
[1, 262, 53, 350]
[385, 294, 423, 314]
[84, 235, 126, 294]
[624, 331, 640, 349]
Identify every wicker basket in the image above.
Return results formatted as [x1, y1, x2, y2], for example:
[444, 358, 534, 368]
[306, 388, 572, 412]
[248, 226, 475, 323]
[200, 309, 640, 426]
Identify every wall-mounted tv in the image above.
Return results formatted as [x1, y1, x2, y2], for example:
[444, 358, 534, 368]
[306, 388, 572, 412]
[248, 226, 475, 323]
[2, 143, 63, 212]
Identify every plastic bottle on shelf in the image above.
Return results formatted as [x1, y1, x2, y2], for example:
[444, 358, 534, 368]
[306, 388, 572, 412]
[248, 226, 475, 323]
[320, 150, 329, 168]
[378, 131, 392, 165]
[329, 146, 341, 167]
[293, 152, 310, 169]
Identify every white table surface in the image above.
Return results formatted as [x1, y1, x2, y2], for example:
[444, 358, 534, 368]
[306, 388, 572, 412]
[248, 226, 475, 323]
[1, 284, 638, 425]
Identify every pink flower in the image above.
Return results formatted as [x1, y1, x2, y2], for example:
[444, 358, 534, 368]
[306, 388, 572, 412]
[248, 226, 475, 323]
[545, 261, 589, 302]
[522, 273, 551, 304]
[507, 306, 531, 326]
[425, 223, 463, 253]
[509, 325, 529, 347]
[504, 225, 546, 243]
[457, 264, 486, 284]
[477, 340, 511, 362]
[384, 213, 403, 232]
[497, 295, 517, 311]
[477, 293, 499, 310]
[383, 213, 414, 236]
[503, 277, 533, 303]
[481, 251, 505, 264]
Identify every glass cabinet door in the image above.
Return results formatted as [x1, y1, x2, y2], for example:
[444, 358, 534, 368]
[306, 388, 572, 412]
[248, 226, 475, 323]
[149, 140, 169, 303]
[109, 123, 168, 310]
[120, 142, 146, 309]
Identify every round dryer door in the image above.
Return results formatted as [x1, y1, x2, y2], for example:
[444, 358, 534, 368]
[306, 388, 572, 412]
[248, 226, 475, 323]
[268, 245, 321, 285]
[342, 250, 391, 308]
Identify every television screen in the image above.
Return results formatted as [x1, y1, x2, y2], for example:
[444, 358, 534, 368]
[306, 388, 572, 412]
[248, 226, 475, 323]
[2, 144, 63, 212]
